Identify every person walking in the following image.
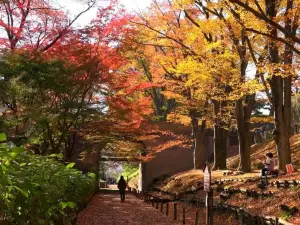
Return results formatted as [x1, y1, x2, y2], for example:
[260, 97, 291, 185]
[117, 176, 127, 203]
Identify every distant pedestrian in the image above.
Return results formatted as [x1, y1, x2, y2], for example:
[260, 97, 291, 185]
[117, 176, 127, 203]
[254, 128, 263, 144]
[262, 126, 267, 140]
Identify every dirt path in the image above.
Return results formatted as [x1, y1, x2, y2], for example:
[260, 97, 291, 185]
[76, 191, 181, 225]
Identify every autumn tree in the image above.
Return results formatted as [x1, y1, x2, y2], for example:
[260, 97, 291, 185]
[0, 1, 154, 161]
[0, 0, 95, 51]
[264, 0, 298, 170]
[137, 4, 213, 168]
[173, 0, 268, 172]
[0, 0, 96, 137]
[228, 0, 300, 52]
[120, 35, 176, 121]
[134, 57, 176, 121]
[132, 1, 248, 169]
[221, 0, 299, 171]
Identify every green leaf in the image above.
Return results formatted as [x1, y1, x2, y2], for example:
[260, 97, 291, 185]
[49, 153, 63, 159]
[60, 201, 76, 209]
[66, 162, 75, 169]
[10, 152, 18, 157]
[1, 165, 7, 171]
[20, 163, 27, 167]
[87, 173, 96, 179]
[32, 183, 40, 187]
[11, 186, 29, 197]
[0, 133, 7, 142]
[11, 147, 25, 154]
[0, 143, 7, 148]
[7, 177, 12, 185]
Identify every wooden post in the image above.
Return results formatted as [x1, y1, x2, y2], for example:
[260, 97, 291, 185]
[195, 210, 199, 225]
[238, 209, 244, 224]
[182, 206, 186, 224]
[151, 197, 154, 207]
[206, 190, 213, 222]
[174, 203, 177, 220]
[259, 216, 264, 225]
[204, 162, 213, 225]
[166, 202, 169, 216]
[156, 198, 159, 209]
[275, 217, 279, 225]
[160, 201, 163, 212]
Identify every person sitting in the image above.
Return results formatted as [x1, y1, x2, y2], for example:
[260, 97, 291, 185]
[261, 152, 275, 176]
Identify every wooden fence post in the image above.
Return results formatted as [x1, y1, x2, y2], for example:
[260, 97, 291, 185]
[160, 201, 163, 212]
[238, 209, 244, 224]
[166, 202, 169, 216]
[259, 216, 264, 225]
[275, 217, 279, 225]
[195, 210, 199, 225]
[156, 198, 159, 209]
[151, 197, 154, 207]
[182, 206, 186, 224]
[174, 203, 177, 220]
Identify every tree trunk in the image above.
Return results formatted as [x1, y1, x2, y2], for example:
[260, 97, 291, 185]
[271, 69, 292, 171]
[236, 99, 252, 172]
[191, 112, 206, 169]
[194, 128, 206, 169]
[64, 132, 77, 162]
[212, 101, 228, 170]
[237, 128, 252, 172]
[266, 0, 293, 171]
[234, 31, 254, 173]
[213, 125, 228, 170]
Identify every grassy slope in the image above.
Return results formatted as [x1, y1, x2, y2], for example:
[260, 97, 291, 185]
[227, 134, 300, 169]
[152, 134, 300, 224]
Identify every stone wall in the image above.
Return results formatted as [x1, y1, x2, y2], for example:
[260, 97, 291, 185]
[138, 122, 214, 191]
[139, 146, 194, 191]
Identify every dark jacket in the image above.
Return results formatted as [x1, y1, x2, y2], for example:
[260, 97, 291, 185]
[118, 179, 127, 191]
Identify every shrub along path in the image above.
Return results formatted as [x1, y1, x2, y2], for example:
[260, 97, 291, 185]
[76, 190, 181, 225]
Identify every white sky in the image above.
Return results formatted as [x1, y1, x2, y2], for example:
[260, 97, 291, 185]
[60, 0, 151, 27]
